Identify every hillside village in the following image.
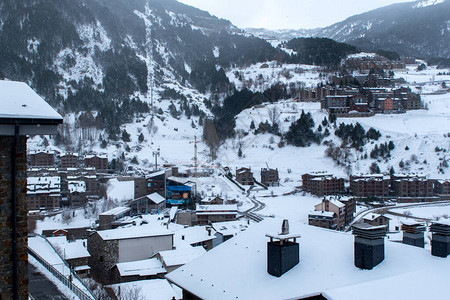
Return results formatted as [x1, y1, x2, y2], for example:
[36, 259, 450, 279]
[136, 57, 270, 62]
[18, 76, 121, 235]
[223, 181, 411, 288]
[1, 0, 450, 299]
[17, 54, 450, 299]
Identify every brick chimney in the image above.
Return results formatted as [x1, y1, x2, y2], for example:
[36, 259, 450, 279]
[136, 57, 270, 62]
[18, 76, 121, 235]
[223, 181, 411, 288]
[266, 220, 301, 277]
[401, 220, 425, 248]
[430, 221, 450, 258]
[352, 223, 387, 270]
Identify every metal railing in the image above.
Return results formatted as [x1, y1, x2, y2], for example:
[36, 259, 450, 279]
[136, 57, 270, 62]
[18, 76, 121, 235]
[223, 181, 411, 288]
[31, 234, 97, 299]
[28, 247, 96, 300]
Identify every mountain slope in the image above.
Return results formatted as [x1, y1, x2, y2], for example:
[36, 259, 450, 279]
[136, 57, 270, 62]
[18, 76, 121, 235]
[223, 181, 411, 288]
[314, 0, 450, 58]
[0, 0, 282, 138]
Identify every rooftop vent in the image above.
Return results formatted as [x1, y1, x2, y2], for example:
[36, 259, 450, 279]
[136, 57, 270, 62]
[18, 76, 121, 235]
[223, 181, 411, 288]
[266, 220, 300, 277]
[401, 221, 426, 248]
[430, 222, 450, 258]
[352, 223, 387, 270]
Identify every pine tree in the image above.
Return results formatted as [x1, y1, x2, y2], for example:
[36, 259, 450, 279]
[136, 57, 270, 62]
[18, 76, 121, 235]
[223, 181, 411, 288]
[238, 146, 243, 158]
[138, 133, 145, 143]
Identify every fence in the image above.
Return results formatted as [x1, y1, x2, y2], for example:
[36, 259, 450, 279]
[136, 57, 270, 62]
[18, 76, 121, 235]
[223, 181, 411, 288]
[27, 245, 97, 300]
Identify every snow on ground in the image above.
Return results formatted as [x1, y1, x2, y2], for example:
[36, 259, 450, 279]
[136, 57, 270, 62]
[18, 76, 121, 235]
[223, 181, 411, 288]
[28, 236, 92, 295]
[107, 178, 135, 201]
[29, 256, 78, 300]
[108, 279, 181, 300]
[226, 61, 326, 92]
[390, 204, 450, 220]
[255, 192, 321, 222]
[186, 175, 254, 211]
[35, 210, 96, 234]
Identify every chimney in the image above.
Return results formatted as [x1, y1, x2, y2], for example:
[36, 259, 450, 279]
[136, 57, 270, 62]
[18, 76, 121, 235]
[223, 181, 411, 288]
[352, 223, 387, 270]
[266, 220, 301, 277]
[401, 221, 425, 248]
[430, 221, 450, 258]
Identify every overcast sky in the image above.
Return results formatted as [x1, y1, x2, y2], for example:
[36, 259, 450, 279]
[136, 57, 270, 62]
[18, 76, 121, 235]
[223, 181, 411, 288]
[177, 0, 414, 29]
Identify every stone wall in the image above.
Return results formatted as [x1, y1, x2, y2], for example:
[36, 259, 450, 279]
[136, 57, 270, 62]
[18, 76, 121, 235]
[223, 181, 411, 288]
[87, 232, 119, 284]
[0, 136, 28, 299]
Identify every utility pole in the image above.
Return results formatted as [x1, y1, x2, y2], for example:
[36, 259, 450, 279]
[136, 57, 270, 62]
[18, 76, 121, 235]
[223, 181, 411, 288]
[150, 76, 154, 121]
[153, 147, 160, 171]
[191, 136, 200, 177]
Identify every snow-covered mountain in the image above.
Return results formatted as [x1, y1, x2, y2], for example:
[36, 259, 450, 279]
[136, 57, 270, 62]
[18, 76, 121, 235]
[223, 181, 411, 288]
[314, 0, 450, 58]
[0, 0, 280, 136]
[248, 0, 450, 59]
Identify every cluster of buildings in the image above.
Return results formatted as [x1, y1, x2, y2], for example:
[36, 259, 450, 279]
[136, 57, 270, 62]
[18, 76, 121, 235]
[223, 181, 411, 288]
[28, 150, 108, 171]
[298, 54, 422, 117]
[302, 172, 450, 202]
[317, 86, 422, 116]
[27, 166, 105, 210]
[230, 167, 280, 187]
[26, 151, 109, 210]
[343, 53, 406, 72]
[41, 205, 249, 288]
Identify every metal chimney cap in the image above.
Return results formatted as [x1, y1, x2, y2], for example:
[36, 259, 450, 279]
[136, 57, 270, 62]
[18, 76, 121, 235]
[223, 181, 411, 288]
[281, 219, 289, 235]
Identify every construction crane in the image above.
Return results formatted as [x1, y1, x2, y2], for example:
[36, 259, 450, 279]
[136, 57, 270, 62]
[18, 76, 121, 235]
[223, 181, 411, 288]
[190, 136, 201, 177]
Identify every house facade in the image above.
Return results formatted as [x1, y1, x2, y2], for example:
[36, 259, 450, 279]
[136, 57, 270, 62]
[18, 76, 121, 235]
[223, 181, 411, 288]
[350, 174, 390, 198]
[29, 150, 55, 167]
[236, 167, 254, 185]
[196, 204, 238, 225]
[84, 154, 108, 172]
[87, 226, 173, 284]
[260, 168, 279, 187]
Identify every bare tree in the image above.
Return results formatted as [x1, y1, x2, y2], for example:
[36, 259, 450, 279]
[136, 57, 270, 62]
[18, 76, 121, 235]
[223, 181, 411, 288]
[267, 106, 280, 127]
[203, 119, 220, 160]
[116, 285, 143, 300]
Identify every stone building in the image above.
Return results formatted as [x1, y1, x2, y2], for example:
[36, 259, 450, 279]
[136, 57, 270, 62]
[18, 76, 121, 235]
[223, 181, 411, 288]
[196, 204, 238, 225]
[309, 176, 345, 196]
[0, 80, 62, 299]
[235, 167, 254, 185]
[260, 168, 279, 187]
[27, 176, 61, 210]
[60, 152, 79, 168]
[84, 154, 108, 172]
[350, 174, 390, 198]
[129, 192, 166, 214]
[87, 225, 174, 284]
[28, 150, 55, 167]
[392, 177, 433, 198]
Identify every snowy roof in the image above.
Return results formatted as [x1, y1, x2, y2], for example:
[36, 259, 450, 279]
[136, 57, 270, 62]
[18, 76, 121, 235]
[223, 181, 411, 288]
[196, 204, 238, 212]
[309, 211, 335, 218]
[116, 258, 166, 277]
[167, 219, 450, 300]
[99, 206, 131, 217]
[146, 170, 166, 179]
[330, 199, 345, 208]
[400, 220, 424, 226]
[96, 224, 173, 241]
[61, 152, 79, 157]
[29, 150, 56, 155]
[0, 80, 63, 123]
[108, 279, 181, 300]
[212, 220, 250, 236]
[68, 181, 86, 193]
[175, 226, 216, 245]
[47, 237, 90, 260]
[362, 213, 390, 221]
[84, 154, 108, 159]
[133, 193, 166, 205]
[158, 246, 206, 267]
